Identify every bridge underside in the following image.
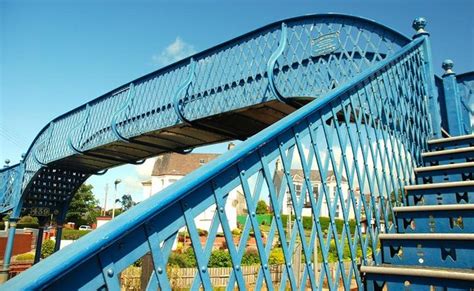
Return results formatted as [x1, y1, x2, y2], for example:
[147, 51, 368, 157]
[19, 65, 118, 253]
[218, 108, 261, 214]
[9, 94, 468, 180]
[56, 100, 302, 172]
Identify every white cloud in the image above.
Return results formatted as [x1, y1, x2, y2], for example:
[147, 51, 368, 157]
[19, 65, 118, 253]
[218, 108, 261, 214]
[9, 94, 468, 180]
[152, 37, 196, 66]
[136, 157, 157, 180]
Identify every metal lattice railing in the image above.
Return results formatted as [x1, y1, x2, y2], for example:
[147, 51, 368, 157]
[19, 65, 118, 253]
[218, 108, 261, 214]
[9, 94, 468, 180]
[0, 164, 24, 214]
[4, 36, 433, 290]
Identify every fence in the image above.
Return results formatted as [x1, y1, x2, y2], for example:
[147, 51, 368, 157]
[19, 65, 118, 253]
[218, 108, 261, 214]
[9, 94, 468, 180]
[123, 262, 354, 290]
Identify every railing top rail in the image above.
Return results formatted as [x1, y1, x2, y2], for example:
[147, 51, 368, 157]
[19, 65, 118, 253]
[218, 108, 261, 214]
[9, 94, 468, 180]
[19, 13, 410, 163]
[457, 71, 474, 80]
[5, 36, 425, 289]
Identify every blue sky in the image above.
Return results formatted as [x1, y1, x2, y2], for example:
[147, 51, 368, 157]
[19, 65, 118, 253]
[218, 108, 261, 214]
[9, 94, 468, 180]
[1, 0, 473, 207]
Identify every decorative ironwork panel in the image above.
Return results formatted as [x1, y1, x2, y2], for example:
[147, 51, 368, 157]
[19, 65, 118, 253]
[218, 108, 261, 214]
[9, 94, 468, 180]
[457, 72, 474, 133]
[3, 37, 433, 290]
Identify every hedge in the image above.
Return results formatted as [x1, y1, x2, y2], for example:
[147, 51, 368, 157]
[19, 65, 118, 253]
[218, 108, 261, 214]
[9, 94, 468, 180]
[61, 229, 91, 240]
[281, 215, 356, 234]
[237, 214, 356, 234]
[237, 214, 272, 227]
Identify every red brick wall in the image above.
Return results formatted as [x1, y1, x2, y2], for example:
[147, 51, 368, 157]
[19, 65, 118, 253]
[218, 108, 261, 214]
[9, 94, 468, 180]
[0, 233, 34, 260]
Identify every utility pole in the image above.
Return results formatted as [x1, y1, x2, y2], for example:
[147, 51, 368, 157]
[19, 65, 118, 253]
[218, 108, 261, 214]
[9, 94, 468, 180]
[103, 184, 108, 216]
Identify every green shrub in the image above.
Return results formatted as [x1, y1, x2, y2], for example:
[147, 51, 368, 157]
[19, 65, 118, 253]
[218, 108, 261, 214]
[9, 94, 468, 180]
[19, 216, 38, 224]
[208, 250, 232, 268]
[168, 248, 197, 268]
[256, 200, 269, 214]
[231, 228, 241, 236]
[241, 249, 260, 266]
[14, 252, 34, 262]
[268, 248, 285, 265]
[41, 240, 55, 259]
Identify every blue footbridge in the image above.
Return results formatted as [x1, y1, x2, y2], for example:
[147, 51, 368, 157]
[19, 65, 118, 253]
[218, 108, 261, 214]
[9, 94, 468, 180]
[0, 14, 473, 290]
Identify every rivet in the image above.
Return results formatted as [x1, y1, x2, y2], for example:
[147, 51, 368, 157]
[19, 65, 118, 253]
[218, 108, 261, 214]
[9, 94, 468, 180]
[201, 266, 207, 273]
[264, 264, 268, 269]
[219, 207, 224, 213]
[157, 267, 163, 274]
[251, 212, 256, 217]
[241, 170, 246, 176]
[235, 265, 240, 271]
[107, 269, 114, 277]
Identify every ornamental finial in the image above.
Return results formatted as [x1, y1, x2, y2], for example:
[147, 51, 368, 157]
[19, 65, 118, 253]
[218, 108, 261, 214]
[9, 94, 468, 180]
[4, 159, 10, 168]
[412, 17, 429, 38]
[442, 59, 455, 76]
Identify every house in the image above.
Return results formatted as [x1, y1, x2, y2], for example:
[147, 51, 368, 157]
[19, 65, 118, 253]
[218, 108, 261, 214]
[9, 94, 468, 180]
[274, 165, 356, 220]
[142, 151, 238, 231]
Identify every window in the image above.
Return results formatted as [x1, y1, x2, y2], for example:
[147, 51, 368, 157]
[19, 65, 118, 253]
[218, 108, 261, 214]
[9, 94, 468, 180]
[199, 159, 205, 165]
[295, 184, 301, 198]
[313, 185, 319, 201]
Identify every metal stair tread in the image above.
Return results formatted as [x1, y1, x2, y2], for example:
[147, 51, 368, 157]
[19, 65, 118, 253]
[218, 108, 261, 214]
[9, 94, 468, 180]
[393, 203, 474, 212]
[379, 233, 474, 240]
[428, 134, 474, 145]
[422, 146, 474, 157]
[404, 180, 474, 191]
[361, 264, 474, 281]
[414, 161, 474, 172]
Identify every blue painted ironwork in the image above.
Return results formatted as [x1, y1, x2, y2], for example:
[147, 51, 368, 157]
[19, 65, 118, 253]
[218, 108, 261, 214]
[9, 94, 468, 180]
[457, 71, 474, 134]
[3, 35, 434, 289]
[412, 17, 442, 139]
[0, 14, 421, 225]
[441, 60, 466, 136]
[174, 58, 196, 124]
[267, 23, 293, 106]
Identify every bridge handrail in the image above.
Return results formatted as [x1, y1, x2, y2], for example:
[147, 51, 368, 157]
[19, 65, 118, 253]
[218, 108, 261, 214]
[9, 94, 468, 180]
[4, 36, 427, 289]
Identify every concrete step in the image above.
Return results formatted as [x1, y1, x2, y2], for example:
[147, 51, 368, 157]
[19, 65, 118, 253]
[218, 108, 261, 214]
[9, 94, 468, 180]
[362, 264, 474, 290]
[415, 161, 474, 183]
[422, 146, 474, 165]
[428, 134, 474, 151]
[405, 180, 474, 205]
[379, 233, 474, 269]
[394, 204, 474, 233]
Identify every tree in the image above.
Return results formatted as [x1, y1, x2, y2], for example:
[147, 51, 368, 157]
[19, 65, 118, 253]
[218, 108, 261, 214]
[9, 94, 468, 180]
[66, 184, 99, 227]
[256, 200, 269, 215]
[116, 194, 137, 212]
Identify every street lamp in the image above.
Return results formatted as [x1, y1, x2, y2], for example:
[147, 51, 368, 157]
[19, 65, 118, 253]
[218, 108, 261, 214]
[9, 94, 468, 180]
[113, 179, 122, 219]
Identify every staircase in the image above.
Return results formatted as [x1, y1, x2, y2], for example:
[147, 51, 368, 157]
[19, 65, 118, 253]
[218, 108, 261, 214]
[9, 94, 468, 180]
[362, 134, 474, 290]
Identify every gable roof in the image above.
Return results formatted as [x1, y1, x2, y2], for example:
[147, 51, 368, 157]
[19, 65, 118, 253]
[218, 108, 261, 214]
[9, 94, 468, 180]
[152, 153, 220, 177]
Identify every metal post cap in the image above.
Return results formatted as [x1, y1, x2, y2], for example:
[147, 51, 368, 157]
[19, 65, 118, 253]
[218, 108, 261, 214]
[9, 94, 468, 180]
[412, 17, 429, 37]
[442, 59, 455, 76]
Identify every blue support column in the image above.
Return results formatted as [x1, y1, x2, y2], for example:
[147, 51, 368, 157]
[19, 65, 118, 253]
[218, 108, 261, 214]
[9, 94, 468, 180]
[441, 60, 464, 136]
[54, 224, 63, 252]
[34, 226, 45, 265]
[0, 217, 19, 282]
[0, 156, 25, 283]
[412, 17, 442, 138]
